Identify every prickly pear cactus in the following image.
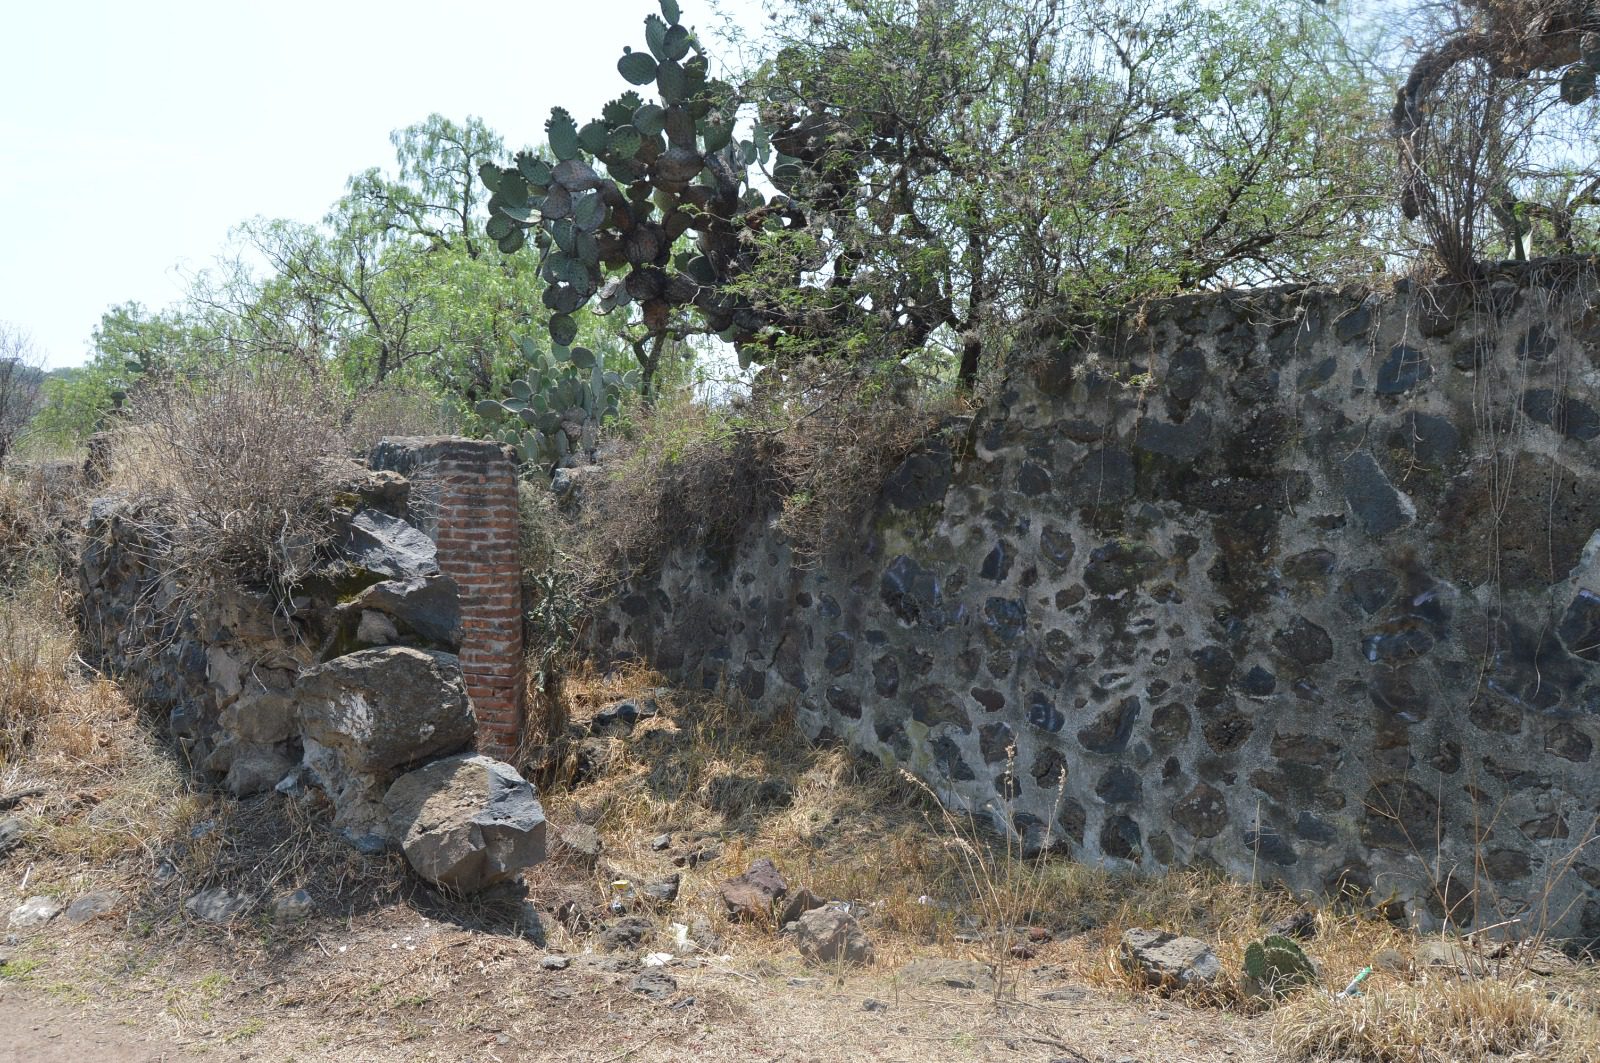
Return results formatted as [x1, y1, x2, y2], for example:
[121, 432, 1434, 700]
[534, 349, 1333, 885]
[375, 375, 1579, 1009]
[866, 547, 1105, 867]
[480, 0, 787, 363]
[1241, 934, 1317, 999]
[475, 336, 638, 472]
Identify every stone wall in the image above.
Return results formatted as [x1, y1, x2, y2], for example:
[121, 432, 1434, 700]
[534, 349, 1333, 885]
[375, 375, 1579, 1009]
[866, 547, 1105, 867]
[78, 440, 544, 886]
[597, 262, 1600, 940]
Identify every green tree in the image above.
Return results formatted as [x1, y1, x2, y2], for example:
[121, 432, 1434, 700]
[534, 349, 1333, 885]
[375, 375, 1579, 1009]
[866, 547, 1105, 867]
[27, 303, 216, 450]
[483, 0, 1390, 387]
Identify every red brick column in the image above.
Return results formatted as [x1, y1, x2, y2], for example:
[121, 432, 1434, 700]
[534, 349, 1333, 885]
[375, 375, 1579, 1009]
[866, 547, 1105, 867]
[371, 438, 525, 760]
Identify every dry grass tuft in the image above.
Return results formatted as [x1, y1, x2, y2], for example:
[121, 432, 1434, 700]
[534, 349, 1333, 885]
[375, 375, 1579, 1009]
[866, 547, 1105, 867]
[1272, 973, 1600, 1062]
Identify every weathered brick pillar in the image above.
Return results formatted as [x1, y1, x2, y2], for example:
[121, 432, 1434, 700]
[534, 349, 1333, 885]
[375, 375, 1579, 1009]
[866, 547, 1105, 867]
[371, 438, 525, 760]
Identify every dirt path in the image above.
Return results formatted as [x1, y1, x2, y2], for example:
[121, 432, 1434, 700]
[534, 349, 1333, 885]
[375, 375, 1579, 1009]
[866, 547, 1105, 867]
[0, 986, 197, 1063]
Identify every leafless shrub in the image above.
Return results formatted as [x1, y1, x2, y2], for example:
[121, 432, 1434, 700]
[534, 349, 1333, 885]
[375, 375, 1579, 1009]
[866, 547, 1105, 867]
[1395, 1, 1600, 278]
[342, 382, 462, 453]
[103, 363, 354, 614]
[0, 322, 45, 468]
[577, 365, 966, 584]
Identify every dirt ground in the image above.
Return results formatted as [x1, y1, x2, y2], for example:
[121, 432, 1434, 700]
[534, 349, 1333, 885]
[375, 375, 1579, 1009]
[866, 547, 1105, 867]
[0, 896, 1270, 1063]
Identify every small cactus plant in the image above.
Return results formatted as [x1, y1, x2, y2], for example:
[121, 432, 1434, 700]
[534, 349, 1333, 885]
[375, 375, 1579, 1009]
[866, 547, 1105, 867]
[1241, 934, 1317, 999]
[475, 336, 638, 472]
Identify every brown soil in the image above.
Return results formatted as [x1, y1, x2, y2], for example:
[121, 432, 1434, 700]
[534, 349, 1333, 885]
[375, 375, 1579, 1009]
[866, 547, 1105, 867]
[0, 898, 1267, 1063]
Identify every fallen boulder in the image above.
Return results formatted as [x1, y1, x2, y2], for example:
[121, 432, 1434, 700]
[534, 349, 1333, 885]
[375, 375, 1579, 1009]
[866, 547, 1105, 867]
[297, 647, 475, 774]
[1118, 927, 1221, 989]
[792, 907, 875, 966]
[383, 754, 547, 894]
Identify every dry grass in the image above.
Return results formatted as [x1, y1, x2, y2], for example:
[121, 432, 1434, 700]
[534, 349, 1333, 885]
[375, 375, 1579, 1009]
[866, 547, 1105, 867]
[1273, 973, 1600, 1062]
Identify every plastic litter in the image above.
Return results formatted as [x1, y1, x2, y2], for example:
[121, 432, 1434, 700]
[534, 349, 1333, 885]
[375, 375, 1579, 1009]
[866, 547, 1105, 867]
[1338, 965, 1373, 998]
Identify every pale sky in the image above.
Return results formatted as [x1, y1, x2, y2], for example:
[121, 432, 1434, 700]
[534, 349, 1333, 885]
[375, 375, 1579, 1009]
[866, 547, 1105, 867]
[0, 0, 766, 368]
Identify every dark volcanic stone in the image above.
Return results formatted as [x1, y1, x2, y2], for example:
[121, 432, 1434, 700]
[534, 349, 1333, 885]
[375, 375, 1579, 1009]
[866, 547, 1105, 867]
[982, 597, 1027, 644]
[882, 445, 954, 509]
[909, 685, 970, 733]
[1390, 411, 1462, 465]
[1027, 690, 1064, 733]
[1083, 540, 1164, 595]
[1522, 389, 1600, 442]
[1166, 347, 1207, 402]
[1016, 460, 1053, 496]
[1150, 703, 1191, 748]
[1375, 345, 1433, 395]
[929, 735, 976, 781]
[1096, 765, 1142, 804]
[1546, 722, 1593, 762]
[1360, 781, 1440, 851]
[1069, 448, 1136, 507]
[1343, 451, 1410, 536]
[1192, 645, 1236, 686]
[1031, 746, 1067, 787]
[979, 722, 1014, 764]
[1100, 815, 1143, 861]
[1171, 783, 1228, 838]
[1243, 828, 1298, 866]
[970, 687, 1005, 713]
[1135, 415, 1211, 461]
[980, 542, 1013, 581]
[1273, 616, 1334, 666]
[1559, 590, 1600, 662]
[823, 632, 854, 675]
[1040, 525, 1075, 570]
[1295, 812, 1338, 845]
[1283, 548, 1337, 583]
[873, 655, 900, 697]
[1519, 323, 1558, 361]
[881, 555, 946, 628]
[1345, 567, 1397, 614]
[1077, 696, 1140, 755]
[1238, 666, 1277, 697]
[825, 685, 862, 719]
[1334, 304, 1371, 343]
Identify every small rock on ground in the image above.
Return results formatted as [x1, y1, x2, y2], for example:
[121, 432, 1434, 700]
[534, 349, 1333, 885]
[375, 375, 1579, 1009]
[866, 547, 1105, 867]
[792, 907, 875, 967]
[628, 968, 677, 1001]
[540, 954, 571, 971]
[7, 896, 64, 929]
[185, 887, 253, 924]
[0, 817, 22, 859]
[63, 891, 121, 925]
[642, 874, 680, 904]
[719, 858, 788, 921]
[556, 823, 604, 867]
[777, 887, 825, 927]
[601, 915, 654, 952]
[1118, 928, 1221, 988]
[271, 889, 315, 923]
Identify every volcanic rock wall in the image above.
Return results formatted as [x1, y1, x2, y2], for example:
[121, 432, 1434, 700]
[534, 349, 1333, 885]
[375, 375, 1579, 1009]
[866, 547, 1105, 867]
[599, 261, 1600, 939]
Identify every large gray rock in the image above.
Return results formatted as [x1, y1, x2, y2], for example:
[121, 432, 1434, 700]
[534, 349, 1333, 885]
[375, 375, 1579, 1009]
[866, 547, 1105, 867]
[296, 647, 475, 774]
[383, 754, 547, 894]
[341, 575, 461, 650]
[340, 510, 439, 580]
[792, 907, 875, 966]
[1118, 928, 1221, 988]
